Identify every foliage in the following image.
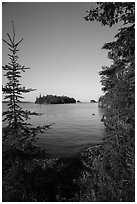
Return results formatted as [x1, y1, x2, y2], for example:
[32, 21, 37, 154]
[2, 22, 55, 201]
[80, 2, 135, 202]
[2, 22, 83, 202]
[35, 94, 76, 104]
[98, 95, 107, 107]
[84, 2, 134, 27]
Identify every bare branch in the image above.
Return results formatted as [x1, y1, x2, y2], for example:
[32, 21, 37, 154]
[7, 33, 13, 45]
[15, 38, 23, 47]
[2, 39, 13, 48]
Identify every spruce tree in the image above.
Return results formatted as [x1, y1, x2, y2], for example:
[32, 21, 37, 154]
[2, 22, 51, 201]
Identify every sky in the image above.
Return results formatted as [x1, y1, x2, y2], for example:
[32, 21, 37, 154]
[2, 2, 121, 102]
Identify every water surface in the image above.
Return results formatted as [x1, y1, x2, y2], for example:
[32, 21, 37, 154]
[3, 102, 105, 157]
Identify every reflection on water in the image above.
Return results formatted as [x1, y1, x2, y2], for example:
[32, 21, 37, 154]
[2, 102, 105, 157]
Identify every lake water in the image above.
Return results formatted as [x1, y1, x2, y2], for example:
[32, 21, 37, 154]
[2, 102, 105, 158]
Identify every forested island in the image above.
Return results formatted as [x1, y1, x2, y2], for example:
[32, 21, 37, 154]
[35, 94, 76, 104]
[90, 100, 97, 103]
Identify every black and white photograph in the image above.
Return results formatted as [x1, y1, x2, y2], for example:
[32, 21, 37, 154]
[2, 1, 135, 202]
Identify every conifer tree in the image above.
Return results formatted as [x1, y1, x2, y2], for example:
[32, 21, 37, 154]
[2, 22, 51, 201]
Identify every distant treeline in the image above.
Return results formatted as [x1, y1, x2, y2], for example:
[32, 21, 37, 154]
[35, 94, 76, 104]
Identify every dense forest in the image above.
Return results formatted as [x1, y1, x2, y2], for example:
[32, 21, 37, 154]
[80, 2, 135, 201]
[35, 94, 76, 104]
[2, 2, 134, 202]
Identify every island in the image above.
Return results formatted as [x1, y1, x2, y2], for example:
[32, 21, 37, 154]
[35, 94, 76, 104]
[90, 100, 97, 103]
[77, 100, 82, 103]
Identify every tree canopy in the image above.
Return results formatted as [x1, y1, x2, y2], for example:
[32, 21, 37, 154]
[35, 94, 76, 104]
[80, 2, 135, 202]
